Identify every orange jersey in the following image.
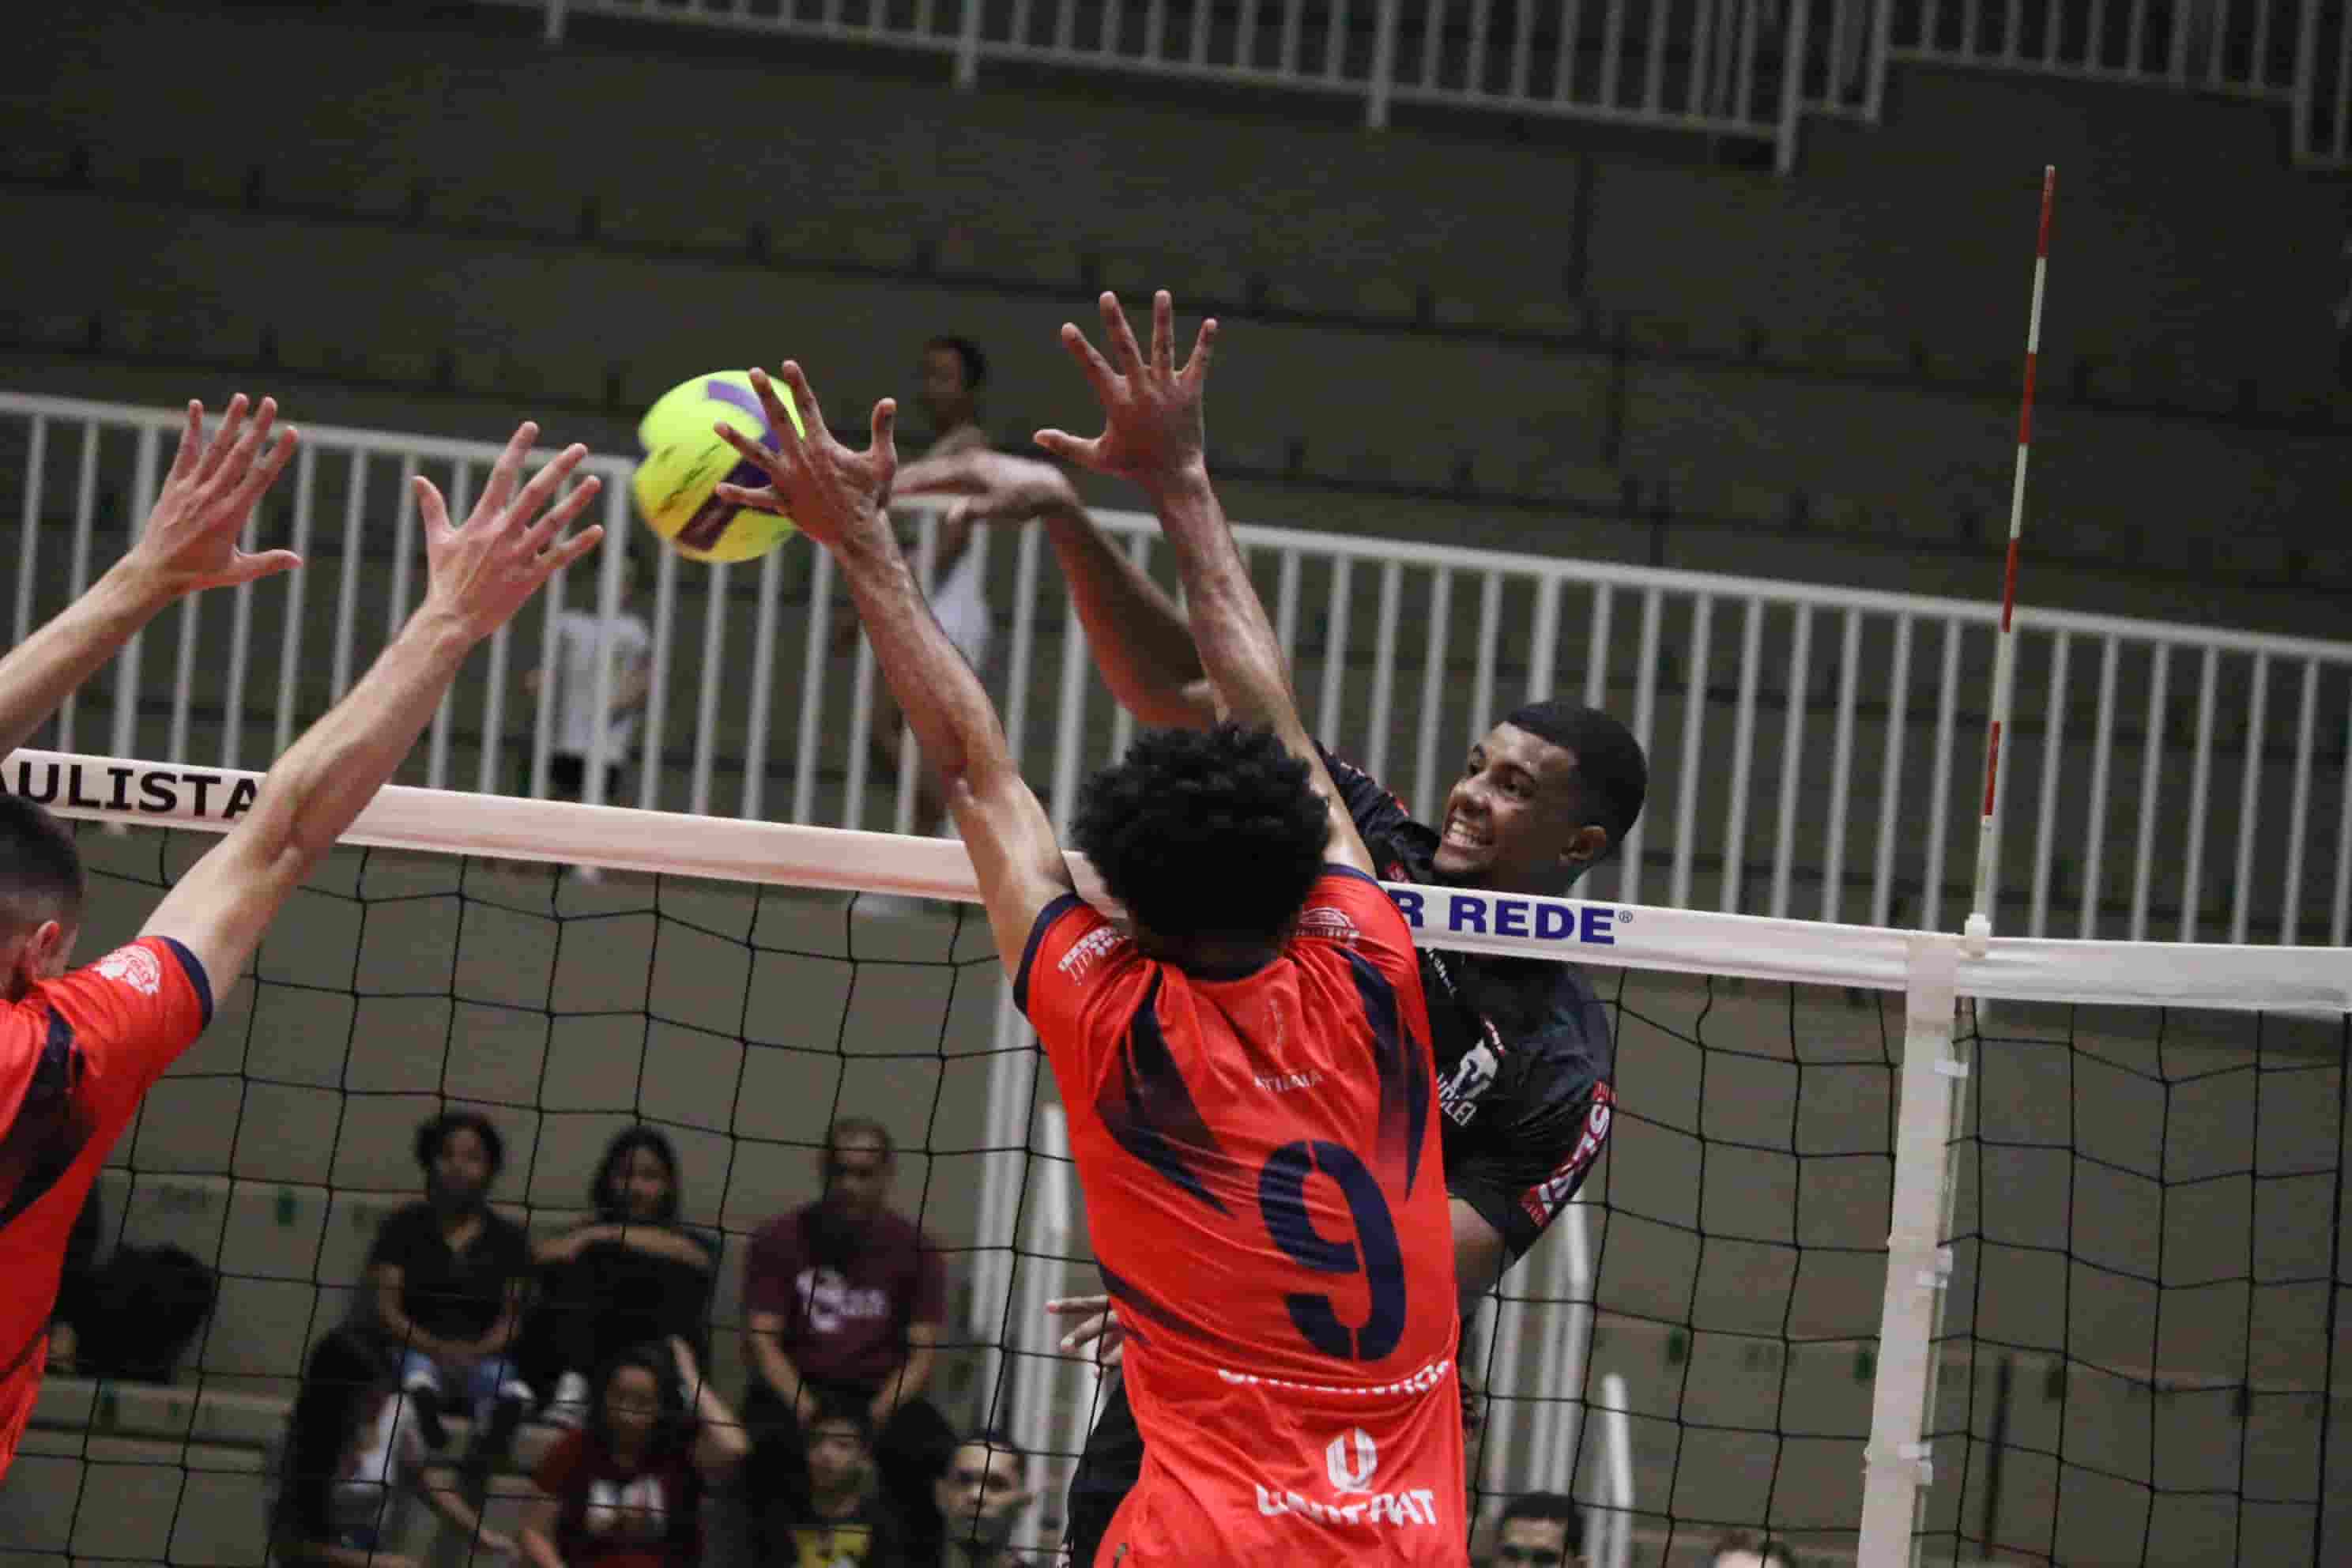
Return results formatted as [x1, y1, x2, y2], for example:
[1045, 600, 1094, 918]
[0, 937, 213, 1479]
[1016, 869, 1464, 1566]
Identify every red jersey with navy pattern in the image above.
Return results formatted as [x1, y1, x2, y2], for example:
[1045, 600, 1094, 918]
[1016, 869, 1465, 1565]
[0, 935, 213, 1479]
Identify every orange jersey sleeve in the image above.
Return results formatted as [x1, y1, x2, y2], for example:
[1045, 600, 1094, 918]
[0, 936, 213, 1479]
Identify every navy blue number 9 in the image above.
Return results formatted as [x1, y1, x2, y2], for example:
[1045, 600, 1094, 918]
[1256, 1140, 1407, 1363]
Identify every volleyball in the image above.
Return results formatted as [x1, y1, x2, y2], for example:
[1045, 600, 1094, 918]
[631, 369, 808, 563]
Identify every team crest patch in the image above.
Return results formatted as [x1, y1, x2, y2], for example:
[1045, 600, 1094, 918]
[94, 944, 162, 997]
[1295, 905, 1360, 945]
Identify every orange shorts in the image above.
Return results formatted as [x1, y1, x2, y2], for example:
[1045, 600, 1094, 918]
[1090, 1354, 1468, 1566]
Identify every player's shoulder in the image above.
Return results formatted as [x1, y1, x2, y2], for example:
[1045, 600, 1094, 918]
[1291, 866, 1415, 946]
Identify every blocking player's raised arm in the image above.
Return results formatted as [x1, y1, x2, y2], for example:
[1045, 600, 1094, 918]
[142, 424, 603, 994]
[0, 396, 300, 759]
[1036, 291, 1374, 877]
[892, 450, 1217, 732]
[712, 364, 1074, 971]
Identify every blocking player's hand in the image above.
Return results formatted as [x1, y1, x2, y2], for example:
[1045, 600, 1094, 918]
[714, 363, 899, 556]
[413, 422, 604, 643]
[891, 450, 1084, 531]
[1046, 1293, 1125, 1369]
[1035, 291, 1216, 493]
[126, 394, 303, 597]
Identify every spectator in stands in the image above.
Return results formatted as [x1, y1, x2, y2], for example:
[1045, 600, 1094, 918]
[273, 1326, 513, 1568]
[928, 1430, 1034, 1568]
[1707, 1530, 1800, 1568]
[741, 1117, 955, 1553]
[368, 1110, 534, 1472]
[1492, 1491, 1587, 1567]
[518, 1336, 747, 1568]
[852, 335, 996, 848]
[773, 1396, 911, 1566]
[525, 1125, 717, 1430]
[525, 552, 653, 805]
[43, 1192, 103, 1373]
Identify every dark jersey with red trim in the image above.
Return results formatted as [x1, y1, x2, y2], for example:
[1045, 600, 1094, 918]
[0, 936, 214, 1478]
[1318, 746, 1616, 1261]
[1016, 869, 1465, 1562]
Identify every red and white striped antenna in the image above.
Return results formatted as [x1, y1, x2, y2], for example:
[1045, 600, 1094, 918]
[1966, 166, 2056, 953]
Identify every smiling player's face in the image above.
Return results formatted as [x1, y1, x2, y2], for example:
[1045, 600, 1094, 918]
[1432, 723, 1595, 891]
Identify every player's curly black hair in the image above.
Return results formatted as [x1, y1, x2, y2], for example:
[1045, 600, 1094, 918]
[1072, 723, 1329, 949]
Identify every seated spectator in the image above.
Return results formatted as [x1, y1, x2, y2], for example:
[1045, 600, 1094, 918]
[742, 1118, 956, 1547]
[1708, 1530, 1800, 1568]
[272, 1326, 512, 1568]
[44, 1190, 104, 1373]
[518, 1337, 748, 1568]
[524, 1126, 717, 1427]
[368, 1110, 534, 1470]
[1493, 1491, 1587, 1567]
[928, 1430, 1034, 1568]
[774, 1396, 911, 1567]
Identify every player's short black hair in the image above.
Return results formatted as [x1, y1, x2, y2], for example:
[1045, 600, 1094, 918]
[0, 793, 85, 942]
[1708, 1530, 1800, 1568]
[1502, 699, 1648, 856]
[413, 1110, 505, 1181]
[1499, 1491, 1586, 1551]
[590, 1125, 681, 1222]
[925, 334, 989, 392]
[1072, 723, 1330, 951]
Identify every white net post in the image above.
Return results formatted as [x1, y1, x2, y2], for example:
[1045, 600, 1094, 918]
[1859, 934, 1968, 1566]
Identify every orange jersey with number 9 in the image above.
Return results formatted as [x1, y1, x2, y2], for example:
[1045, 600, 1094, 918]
[1016, 869, 1465, 1566]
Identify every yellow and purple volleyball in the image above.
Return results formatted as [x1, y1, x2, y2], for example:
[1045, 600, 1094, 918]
[630, 370, 807, 564]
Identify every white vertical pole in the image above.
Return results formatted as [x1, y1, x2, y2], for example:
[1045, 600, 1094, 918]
[1525, 575, 1562, 704]
[219, 492, 258, 771]
[1596, 1371, 1635, 1568]
[2278, 659, 2319, 946]
[2077, 635, 2120, 937]
[1821, 605, 1863, 922]
[637, 543, 678, 810]
[1670, 595, 1713, 910]
[530, 548, 565, 801]
[892, 518, 941, 834]
[741, 543, 786, 820]
[1315, 558, 1355, 747]
[273, 445, 318, 761]
[109, 426, 162, 767]
[426, 463, 474, 792]
[58, 424, 101, 754]
[1920, 622, 1962, 931]
[1618, 586, 1661, 905]
[1109, 533, 1148, 763]
[1770, 603, 1813, 919]
[793, 550, 837, 824]
[1412, 569, 1454, 816]
[688, 562, 729, 816]
[1364, 560, 1404, 782]
[581, 481, 631, 808]
[1470, 571, 1502, 746]
[1721, 597, 1762, 914]
[11, 414, 44, 648]
[2027, 630, 2071, 937]
[2228, 652, 2269, 944]
[2130, 645, 2171, 942]
[2177, 644, 2219, 940]
[1856, 934, 1964, 1566]
[1871, 614, 1914, 928]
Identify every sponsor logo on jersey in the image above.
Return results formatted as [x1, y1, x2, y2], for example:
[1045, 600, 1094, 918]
[93, 944, 162, 998]
[1254, 1069, 1324, 1095]
[1325, 1427, 1378, 1493]
[1056, 922, 1128, 982]
[1295, 903, 1360, 946]
[1518, 1082, 1616, 1227]
[1254, 1484, 1442, 1528]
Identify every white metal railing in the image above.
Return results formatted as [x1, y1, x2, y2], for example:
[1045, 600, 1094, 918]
[496, 0, 2352, 171]
[507, 0, 1824, 172]
[6, 390, 2347, 948]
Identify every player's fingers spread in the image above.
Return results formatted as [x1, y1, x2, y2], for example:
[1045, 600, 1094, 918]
[536, 523, 605, 583]
[1187, 317, 1219, 383]
[413, 474, 452, 537]
[712, 482, 782, 514]
[716, 423, 788, 483]
[1061, 322, 1119, 397]
[231, 548, 303, 584]
[483, 421, 538, 513]
[525, 473, 602, 549]
[168, 401, 205, 481]
[1101, 291, 1146, 374]
[514, 444, 590, 526]
[195, 394, 249, 484]
[776, 362, 825, 436]
[747, 366, 802, 447]
[1150, 290, 1174, 375]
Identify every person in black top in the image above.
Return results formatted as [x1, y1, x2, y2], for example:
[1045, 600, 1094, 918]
[892, 343, 1647, 1566]
[520, 1126, 718, 1428]
[366, 1110, 535, 1472]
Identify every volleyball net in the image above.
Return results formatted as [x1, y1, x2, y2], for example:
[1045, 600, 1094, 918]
[0, 748, 2345, 1567]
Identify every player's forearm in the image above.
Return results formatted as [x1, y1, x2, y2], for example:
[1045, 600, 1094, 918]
[831, 533, 1020, 795]
[1143, 467, 1302, 739]
[0, 559, 175, 757]
[1040, 502, 1209, 728]
[240, 609, 475, 869]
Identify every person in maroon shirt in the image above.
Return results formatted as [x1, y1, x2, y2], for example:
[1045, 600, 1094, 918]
[518, 1337, 746, 1568]
[741, 1117, 956, 1559]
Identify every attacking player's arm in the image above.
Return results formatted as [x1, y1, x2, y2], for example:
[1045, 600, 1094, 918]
[714, 364, 1074, 969]
[1036, 291, 1373, 875]
[893, 450, 1216, 730]
[0, 396, 300, 758]
[141, 424, 602, 993]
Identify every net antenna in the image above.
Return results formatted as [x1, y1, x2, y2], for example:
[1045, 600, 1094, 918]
[1966, 165, 2056, 958]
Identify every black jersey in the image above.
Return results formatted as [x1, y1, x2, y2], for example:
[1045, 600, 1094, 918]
[1321, 745, 1616, 1261]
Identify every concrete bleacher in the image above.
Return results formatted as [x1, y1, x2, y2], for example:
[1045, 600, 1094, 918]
[6, 0, 2350, 616]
